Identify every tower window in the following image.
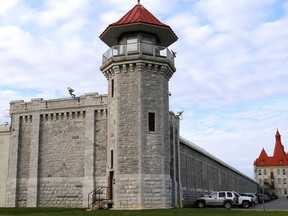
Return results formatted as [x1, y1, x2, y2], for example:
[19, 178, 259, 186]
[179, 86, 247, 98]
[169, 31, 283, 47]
[111, 79, 114, 97]
[111, 150, 113, 169]
[127, 36, 138, 52]
[141, 35, 153, 54]
[148, 112, 155, 132]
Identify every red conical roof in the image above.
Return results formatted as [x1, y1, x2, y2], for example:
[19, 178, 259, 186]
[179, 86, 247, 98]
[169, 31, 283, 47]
[273, 129, 286, 158]
[260, 148, 269, 159]
[109, 3, 170, 28]
[254, 130, 288, 167]
[100, 3, 177, 47]
[254, 148, 269, 166]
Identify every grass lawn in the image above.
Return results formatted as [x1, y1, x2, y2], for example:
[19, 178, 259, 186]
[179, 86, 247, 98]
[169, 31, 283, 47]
[0, 208, 288, 216]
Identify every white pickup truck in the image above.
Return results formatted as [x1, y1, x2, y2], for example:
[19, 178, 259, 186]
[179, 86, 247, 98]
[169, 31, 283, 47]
[195, 191, 253, 209]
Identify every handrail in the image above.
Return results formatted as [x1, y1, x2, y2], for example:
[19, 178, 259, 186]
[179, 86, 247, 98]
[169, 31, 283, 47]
[102, 43, 175, 66]
[88, 186, 111, 210]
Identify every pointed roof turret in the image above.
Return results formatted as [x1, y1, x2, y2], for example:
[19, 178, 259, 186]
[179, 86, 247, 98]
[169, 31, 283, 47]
[100, 3, 178, 47]
[254, 148, 269, 166]
[254, 130, 288, 167]
[273, 130, 287, 160]
[260, 148, 269, 159]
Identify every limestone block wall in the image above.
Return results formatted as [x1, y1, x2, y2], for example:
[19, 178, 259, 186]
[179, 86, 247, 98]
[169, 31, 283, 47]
[94, 111, 108, 179]
[142, 65, 166, 175]
[38, 178, 83, 207]
[0, 126, 10, 207]
[17, 116, 32, 207]
[114, 64, 141, 209]
[117, 64, 140, 176]
[38, 112, 85, 207]
[140, 63, 175, 208]
[6, 93, 108, 208]
[39, 112, 85, 178]
[169, 113, 181, 208]
[142, 175, 166, 208]
[180, 138, 259, 205]
[101, 58, 177, 209]
[116, 174, 140, 209]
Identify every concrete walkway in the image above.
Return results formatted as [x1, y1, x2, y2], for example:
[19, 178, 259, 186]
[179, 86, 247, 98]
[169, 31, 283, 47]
[252, 198, 288, 211]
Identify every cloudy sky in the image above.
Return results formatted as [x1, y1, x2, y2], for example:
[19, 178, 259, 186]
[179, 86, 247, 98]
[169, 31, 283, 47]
[1, 0, 288, 178]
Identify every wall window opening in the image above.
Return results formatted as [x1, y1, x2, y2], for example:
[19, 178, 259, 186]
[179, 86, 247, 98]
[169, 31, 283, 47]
[148, 112, 155, 132]
[111, 79, 114, 98]
[278, 178, 281, 184]
[111, 150, 113, 169]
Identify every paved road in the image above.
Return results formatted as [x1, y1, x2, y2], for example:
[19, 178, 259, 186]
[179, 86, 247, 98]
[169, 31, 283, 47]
[252, 198, 288, 211]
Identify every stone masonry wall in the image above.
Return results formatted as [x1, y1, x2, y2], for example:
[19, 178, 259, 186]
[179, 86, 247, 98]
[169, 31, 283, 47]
[16, 116, 32, 207]
[114, 64, 141, 208]
[142, 64, 166, 175]
[7, 93, 108, 208]
[143, 175, 170, 208]
[38, 178, 83, 207]
[180, 141, 259, 205]
[141, 63, 172, 208]
[169, 114, 181, 208]
[0, 126, 10, 207]
[94, 110, 108, 182]
[39, 112, 85, 178]
[101, 59, 177, 209]
[117, 64, 140, 175]
[117, 175, 139, 209]
[38, 112, 85, 207]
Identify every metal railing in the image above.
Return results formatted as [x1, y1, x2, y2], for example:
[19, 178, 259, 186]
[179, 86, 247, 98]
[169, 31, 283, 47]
[102, 43, 175, 66]
[88, 186, 111, 210]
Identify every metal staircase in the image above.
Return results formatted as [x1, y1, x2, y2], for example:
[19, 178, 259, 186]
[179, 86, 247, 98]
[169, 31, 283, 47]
[88, 186, 112, 210]
[264, 172, 275, 194]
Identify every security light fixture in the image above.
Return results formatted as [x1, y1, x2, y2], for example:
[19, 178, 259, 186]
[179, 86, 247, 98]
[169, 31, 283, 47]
[176, 111, 184, 120]
[67, 87, 76, 98]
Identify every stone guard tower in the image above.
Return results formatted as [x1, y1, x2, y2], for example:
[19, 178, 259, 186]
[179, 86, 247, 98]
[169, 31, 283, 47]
[100, 2, 179, 209]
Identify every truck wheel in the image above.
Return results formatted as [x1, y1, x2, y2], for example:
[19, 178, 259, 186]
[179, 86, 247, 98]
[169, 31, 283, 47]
[242, 201, 250, 208]
[224, 201, 232, 209]
[197, 201, 205, 208]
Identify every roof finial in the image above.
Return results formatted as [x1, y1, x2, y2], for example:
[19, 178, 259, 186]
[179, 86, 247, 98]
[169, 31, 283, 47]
[137, 0, 140, 4]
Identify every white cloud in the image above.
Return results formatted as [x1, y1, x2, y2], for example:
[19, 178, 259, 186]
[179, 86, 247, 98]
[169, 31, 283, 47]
[196, 0, 278, 31]
[0, 0, 18, 15]
[0, 25, 33, 49]
[34, 0, 90, 27]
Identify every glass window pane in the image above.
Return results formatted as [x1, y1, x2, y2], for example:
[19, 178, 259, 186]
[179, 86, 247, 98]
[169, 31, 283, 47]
[127, 37, 138, 52]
